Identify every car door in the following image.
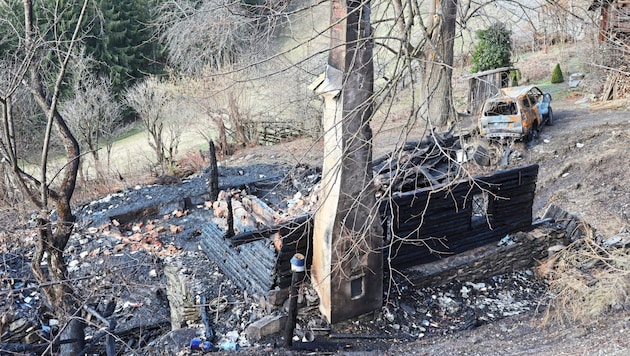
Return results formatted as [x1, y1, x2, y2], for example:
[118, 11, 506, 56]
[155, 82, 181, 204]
[519, 90, 540, 135]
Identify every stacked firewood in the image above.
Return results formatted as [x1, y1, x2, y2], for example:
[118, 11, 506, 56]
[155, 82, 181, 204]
[602, 65, 630, 100]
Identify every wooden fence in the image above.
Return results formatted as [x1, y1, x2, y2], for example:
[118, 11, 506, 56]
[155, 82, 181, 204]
[256, 121, 309, 146]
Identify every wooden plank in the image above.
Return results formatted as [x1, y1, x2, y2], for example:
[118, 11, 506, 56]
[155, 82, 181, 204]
[242, 195, 281, 227]
[200, 223, 276, 296]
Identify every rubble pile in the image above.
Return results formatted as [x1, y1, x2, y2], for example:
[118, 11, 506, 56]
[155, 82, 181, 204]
[373, 131, 462, 194]
[0, 160, 576, 354]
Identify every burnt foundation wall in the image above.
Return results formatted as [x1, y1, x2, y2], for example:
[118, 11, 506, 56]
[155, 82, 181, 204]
[406, 228, 560, 287]
[381, 165, 539, 270]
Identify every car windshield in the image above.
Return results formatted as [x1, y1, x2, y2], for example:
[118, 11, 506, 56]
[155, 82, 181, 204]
[483, 100, 518, 116]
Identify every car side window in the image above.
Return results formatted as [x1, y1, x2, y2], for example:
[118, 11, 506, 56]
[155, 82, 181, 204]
[530, 88, 543, 103]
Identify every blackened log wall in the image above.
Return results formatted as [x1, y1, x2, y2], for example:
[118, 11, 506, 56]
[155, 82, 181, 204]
[380, 164, 539, 269]
[200, 218, 312, 297]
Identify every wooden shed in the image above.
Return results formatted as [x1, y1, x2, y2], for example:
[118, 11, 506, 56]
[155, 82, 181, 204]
[466, 67, 520, 114]
[589, 0, 630, 99]
[590, 0, 630, 48]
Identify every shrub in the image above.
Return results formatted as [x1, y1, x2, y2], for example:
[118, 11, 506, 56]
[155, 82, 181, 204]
[551, 63, 564, 83]
[471, 22, 513, 73]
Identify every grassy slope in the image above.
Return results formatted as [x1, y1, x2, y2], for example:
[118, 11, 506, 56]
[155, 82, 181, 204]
[75, 2, 596, 188]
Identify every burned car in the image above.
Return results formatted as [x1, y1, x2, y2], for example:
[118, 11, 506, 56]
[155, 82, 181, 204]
[478, 85, 553, 141]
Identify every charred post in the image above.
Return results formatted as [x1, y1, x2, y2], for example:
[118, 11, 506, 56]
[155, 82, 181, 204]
[226, 193, 235, 239]
[283, 254, 305, 347]
[207, 140, 219, 202]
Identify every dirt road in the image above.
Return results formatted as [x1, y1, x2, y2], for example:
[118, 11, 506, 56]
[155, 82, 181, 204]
[526, 99, 629, 236]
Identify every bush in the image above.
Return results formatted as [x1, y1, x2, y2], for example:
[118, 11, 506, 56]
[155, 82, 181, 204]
[471, 22, 512, 73]
[551, 63, 564, 83]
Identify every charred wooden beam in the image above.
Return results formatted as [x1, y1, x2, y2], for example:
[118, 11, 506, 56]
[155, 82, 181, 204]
[229, 215, 312, 247]
[207, 140, 219, 202]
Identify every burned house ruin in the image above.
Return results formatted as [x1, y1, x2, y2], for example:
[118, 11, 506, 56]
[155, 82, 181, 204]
[198, 131, 539, 324]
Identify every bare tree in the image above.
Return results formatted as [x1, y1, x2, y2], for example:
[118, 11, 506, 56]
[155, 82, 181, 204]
[181, 69, 260, 157]
[61, 53, 123, 180]
[155, 0, 288, 74]
[0, 0, 90, 353]
[0, 60, 43, 204]
[125, 76, 184, 171]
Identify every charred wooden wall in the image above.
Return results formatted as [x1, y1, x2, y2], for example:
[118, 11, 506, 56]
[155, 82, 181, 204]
[199, 165, 538, 297]
[380, 164, 539, 270]
[199, 217, 312, 297]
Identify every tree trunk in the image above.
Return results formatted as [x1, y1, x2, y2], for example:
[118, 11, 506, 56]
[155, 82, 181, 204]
[31, 200, 85, 354]
[227, 91, 248, 146]
[420, 0, 458, 127]
[23, 0, 87, 351]
[212, 115, 231, 157]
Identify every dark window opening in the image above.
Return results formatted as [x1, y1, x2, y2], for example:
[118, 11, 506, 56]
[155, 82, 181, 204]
[350, 275, 364, 300]
[471, 192, 490, 226]
[500, 72, 510, 88]
[484, 101, 517, 116]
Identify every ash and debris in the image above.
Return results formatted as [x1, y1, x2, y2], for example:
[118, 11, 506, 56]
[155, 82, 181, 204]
[1, 161, 550, 355]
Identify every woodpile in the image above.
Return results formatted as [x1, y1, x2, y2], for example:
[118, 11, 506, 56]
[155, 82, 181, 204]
[601, 65, 630, 100]
[257, 121, 306, 145]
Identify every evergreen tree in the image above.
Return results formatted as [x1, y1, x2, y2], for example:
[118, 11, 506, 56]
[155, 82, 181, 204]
[1, 0, 163, 96]
[85, 0, 164, 95]
[471, 23, 513, 73]
[551, 63, 564, 83]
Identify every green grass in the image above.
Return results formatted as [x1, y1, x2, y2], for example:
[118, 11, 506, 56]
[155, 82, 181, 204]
[113, 122, 144, 142]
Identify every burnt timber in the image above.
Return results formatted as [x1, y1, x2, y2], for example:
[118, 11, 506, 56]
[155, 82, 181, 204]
[380, 164, 538, 270]
[198, 136, 539, 305]
[200, 216, 313, 297]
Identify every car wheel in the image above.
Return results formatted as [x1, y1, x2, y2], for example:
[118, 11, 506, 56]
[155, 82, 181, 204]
[526, 121, 539, 142]
[526, 129, 534, 142]
[545, 108, 554, 126]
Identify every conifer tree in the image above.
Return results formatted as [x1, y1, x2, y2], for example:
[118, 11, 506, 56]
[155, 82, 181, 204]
[551, 63, 564, 83]
[471, 22, 513, 73]
[85, 0, 163, 94]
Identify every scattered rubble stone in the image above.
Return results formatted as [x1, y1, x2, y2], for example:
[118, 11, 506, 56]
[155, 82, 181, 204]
[246, 314, 287, 341]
